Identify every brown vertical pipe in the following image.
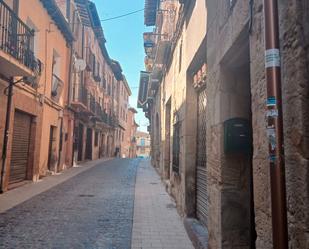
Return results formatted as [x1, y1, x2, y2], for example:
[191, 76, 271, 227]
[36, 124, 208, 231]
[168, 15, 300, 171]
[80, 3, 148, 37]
[0, 78, 13, 193]
[263, 1, 288, 248]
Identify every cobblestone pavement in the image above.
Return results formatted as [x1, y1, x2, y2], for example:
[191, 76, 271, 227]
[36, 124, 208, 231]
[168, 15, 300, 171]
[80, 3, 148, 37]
[131, 160, 194, 249]
[0, 158, 139, 249]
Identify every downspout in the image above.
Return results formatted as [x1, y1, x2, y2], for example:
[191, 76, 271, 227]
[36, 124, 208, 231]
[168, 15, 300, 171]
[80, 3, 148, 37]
[0, 78, 13, 193]
[263, 1, 288, 248]
[68, 10, 77, 167]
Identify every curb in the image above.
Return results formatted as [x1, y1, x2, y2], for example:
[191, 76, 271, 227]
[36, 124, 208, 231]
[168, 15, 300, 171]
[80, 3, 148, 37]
[184, 218, 209, 249]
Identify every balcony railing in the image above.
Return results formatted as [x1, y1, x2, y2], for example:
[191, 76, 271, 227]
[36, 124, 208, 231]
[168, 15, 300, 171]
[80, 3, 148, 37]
[89, 94, 96, 113]
[86, 47, 94, 71]
[0, 1, 40, 73]
[76, 84, 88, 107]
[94, 104, 118, 128]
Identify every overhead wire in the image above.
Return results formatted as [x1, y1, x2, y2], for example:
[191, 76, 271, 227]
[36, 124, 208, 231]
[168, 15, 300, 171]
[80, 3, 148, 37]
[100, 8, 144, 22]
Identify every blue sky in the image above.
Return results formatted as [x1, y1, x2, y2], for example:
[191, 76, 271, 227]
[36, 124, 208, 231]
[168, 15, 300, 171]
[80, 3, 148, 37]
[92, 0, 151, 132]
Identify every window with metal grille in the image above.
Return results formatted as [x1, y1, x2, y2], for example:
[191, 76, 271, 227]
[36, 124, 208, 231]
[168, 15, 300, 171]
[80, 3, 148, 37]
[172, 122, 181, 173]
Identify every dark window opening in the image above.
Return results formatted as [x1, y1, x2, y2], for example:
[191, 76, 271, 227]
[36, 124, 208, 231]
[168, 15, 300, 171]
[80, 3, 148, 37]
[172, 122, 181, 173]
[95, 131, 98, 146]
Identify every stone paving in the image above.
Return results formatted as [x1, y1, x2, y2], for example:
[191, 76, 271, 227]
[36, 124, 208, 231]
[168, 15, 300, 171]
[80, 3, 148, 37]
[131, 160, 194, 249]
[0, 158, 138, 249]
[0, 158, 111, 213]
[0, 159, 194, 249]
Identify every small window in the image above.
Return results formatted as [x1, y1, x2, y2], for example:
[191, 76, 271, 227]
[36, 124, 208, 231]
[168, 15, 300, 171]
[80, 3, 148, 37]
[172, 122, 181, 173]
[179, 41, 182, 72]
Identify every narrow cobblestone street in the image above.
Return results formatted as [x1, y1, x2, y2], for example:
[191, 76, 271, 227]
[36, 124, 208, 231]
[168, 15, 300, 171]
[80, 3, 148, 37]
[0, 159, 193, 249]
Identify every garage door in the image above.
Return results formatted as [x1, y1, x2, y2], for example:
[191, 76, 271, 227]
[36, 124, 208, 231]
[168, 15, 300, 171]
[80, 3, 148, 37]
[196, 87, 208, 227]
[9, 111, 32, 184]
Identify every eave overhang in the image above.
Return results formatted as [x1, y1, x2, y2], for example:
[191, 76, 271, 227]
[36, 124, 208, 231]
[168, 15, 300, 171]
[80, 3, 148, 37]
[137, 71, 150, 108]
[111, 60, 123, 81]
[143, 32, 156, 57]
[74, 0, 92, 26]
[155, 40, 171, 65]
[149, 65, 162, 90]
[88, 1, 111, 64]
[144, 0, 159, 26]
[40, 0, 74, 44]
[122, 75, 132, 96]
[129, 107, 138, 114]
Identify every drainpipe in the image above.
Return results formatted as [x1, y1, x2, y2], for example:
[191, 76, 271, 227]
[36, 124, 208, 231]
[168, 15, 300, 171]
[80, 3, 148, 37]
[263, 1, 288, 248]
[0, 78, 13, 193]
[67, 10, 77, 167]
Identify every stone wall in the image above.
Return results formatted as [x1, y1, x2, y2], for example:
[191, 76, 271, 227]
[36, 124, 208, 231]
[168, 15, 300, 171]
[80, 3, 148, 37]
[206, 0, 309, 248]
[279, 1, 309, 248]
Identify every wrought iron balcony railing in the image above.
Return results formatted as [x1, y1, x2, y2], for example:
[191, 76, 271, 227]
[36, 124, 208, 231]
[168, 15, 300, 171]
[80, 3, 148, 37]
[77, 85, 88, 107]
[89, 94, 96, 113]
[0, 0, 41, 73]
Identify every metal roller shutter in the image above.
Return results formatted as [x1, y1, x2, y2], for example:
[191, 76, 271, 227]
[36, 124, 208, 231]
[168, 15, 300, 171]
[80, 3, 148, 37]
[9, 111, 31, 184]
[196, 88, 208, 227]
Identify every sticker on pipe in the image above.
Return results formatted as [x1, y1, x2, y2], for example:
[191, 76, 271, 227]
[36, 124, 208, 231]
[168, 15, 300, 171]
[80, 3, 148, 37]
[265, 49, 280, 68]
[267, 126, 276, 150]
[267, 97, 277, 107]
[269, 154, 276, 163]
[266, 109, 279, 118]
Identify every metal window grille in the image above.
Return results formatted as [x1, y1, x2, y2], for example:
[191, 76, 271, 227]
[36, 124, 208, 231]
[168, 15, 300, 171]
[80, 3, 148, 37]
[172, 122, 181, 173]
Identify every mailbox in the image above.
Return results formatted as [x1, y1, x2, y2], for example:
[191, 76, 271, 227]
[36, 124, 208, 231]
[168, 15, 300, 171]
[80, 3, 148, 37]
[224, 118, 252, 154]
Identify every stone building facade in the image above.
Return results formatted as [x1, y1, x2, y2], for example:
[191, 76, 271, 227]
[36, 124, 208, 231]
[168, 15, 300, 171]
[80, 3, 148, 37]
[139, 0, 309, 248]
[0, 0, 74, 191]
[67, 0, 118, 163]
[136, 131, 151, 158]
[109, 63, 134, 158]
[123, 107, 139, 158]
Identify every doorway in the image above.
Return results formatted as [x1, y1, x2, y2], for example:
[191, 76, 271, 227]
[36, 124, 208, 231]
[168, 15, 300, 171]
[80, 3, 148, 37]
[164, 98, 171, 179]
[195, 86, 208, 227]
[77, 123, 83, 161]
[220, 34, 256, 248]
[9, 111, 32, 184]
[85, 127, 92, 160]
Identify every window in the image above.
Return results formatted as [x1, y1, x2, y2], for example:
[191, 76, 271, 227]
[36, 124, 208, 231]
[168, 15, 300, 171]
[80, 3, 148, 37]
[52, 50, 61, 77]
[107, 84, 111, 95]
[92, 55, 96, 74]
[103, 75, 106, 89]
[95, 132, 98, 146]
[172, 122, 181, 173]
[26, 18, 39, 57]
[51, 50, 63, 100]
[179, 40, 182, 72]
[140, 138, 145, 146]
[96, 62, 100, 77]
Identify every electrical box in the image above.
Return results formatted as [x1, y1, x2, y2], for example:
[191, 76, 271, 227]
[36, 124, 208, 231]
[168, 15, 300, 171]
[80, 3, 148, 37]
[224, 118, 252, 154]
